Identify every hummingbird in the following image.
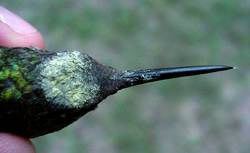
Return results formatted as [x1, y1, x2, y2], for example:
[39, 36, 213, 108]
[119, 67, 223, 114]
[0, 46, 233, 138]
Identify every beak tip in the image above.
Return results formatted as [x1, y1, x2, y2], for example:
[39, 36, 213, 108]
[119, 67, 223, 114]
[232, 66, 237, 70]
[218, 65, 234, 71]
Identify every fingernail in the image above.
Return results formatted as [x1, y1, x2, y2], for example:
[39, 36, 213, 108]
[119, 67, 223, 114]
[0, 6, 37, 35]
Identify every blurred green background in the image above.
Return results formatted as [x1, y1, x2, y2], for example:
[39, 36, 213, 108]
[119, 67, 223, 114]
[1, 0, 250, 153]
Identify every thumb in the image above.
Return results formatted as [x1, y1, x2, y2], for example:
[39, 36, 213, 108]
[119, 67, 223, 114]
[0, 6, 45, 48]
[0, 133, 35, 153]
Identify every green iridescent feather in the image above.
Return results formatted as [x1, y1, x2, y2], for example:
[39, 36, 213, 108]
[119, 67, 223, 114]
[0, 47, 41, 101]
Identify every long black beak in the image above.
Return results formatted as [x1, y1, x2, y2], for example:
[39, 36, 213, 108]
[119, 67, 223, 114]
[118, 65, 233, 89]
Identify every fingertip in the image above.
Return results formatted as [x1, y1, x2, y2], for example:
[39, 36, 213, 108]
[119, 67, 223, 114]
[0, 6, 45, 49]
[9, 30, 45, 49]
[0, 133, 35, 153]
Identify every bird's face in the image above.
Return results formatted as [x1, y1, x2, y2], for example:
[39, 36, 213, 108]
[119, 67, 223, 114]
[37, 51, 101, 108]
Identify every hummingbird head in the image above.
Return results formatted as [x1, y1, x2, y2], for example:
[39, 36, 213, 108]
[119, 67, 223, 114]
[36, 50, 233, 110]
[0, 46, 233, 138]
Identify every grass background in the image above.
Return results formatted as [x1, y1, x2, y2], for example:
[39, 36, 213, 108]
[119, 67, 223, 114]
[1, 0, 250, 153]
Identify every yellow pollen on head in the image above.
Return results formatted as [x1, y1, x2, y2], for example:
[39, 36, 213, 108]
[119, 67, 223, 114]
[38, 51, 100, 107]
